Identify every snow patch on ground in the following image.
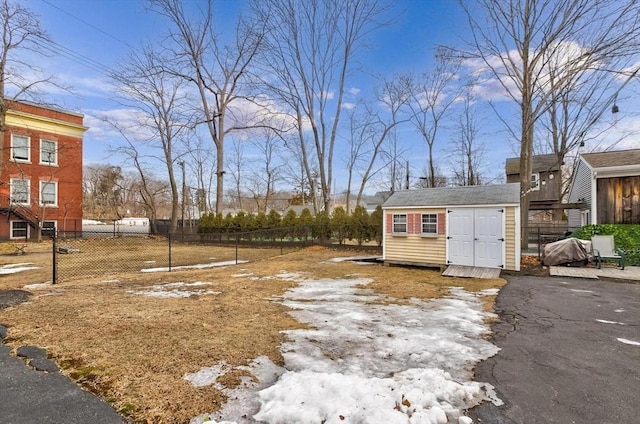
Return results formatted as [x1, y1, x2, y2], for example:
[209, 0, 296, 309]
[0, 263, 40, 274]
[614, 309, 626, 313]
[250, 272, 305, 282]
[194, 274, 501, 424]
[129, 281, 221, 298]
[23, 281, 53, 290]
[190, 356, 284, 424]
[569, 288, 595, 294]
[595, 319, 625, 325]
[617, 338, 640, 346]
[141, 260, 247, 273]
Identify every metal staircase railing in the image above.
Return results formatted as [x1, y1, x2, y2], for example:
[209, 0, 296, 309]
[0, 195, 40, 228]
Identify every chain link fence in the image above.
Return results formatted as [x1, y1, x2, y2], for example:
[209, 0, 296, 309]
[52, 225, 381, 283]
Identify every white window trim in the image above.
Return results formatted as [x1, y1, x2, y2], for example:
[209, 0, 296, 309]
[10, 221, 29, 240]
[421, 213, 438, 236]
[530, 173, 540, 191]
[40, 180, 58, 207]
[392, 213, 407, 234]
[40, 139, 58, 166]
[42, 220, 57, 237]
[10, 178, 30, 206]
[11, 134, 31, 163]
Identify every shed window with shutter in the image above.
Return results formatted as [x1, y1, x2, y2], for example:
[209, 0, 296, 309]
[421, 213, 438, 235]
[392, 214, 407, 234]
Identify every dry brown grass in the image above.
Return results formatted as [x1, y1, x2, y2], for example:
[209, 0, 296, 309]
[0, 244, 505, 423]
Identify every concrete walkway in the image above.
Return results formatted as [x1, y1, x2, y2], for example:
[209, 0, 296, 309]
[470, 275, 640, 424]
[0, 324, 124, 424]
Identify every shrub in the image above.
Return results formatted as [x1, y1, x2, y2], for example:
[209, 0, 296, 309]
[570, 224, 640, 266]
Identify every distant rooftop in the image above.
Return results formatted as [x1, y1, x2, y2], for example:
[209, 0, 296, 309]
[383, 184, 520, 208]
[505, 154, 562, 175]
[581, 149, 640, 168]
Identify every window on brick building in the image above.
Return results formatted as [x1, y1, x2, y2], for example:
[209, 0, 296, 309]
[10, 178, 30, 205]
[42, 221, 57, 237]
[40, 181, 57, 207]
[11, 135, 30, 162]
[40, 140, 58, 165]
[11, 221, 28, 239]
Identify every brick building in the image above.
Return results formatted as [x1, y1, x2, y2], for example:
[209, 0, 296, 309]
[0, 101, 86, 240]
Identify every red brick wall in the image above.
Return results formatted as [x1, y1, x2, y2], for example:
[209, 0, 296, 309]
[1, 102, 84, 238]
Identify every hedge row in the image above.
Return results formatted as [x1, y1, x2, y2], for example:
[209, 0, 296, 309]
[198, 205, 384, 246]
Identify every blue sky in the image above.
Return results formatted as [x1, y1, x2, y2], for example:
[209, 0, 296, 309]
[23, 0, 640, 195]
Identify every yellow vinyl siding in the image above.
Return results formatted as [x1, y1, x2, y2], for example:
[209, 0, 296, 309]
[384, 205, 520, 270]
[504, 206, 517, 270]
[384, 208, 446, 265]
[385, 233, 447, 264]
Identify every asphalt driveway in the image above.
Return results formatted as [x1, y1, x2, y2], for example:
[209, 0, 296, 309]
[470, 275, 640, 424]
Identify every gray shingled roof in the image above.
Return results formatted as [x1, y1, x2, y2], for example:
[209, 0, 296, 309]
[382, 184, 520, 208]
[581, 149, 640, 168]
[505, 154, 562, 175]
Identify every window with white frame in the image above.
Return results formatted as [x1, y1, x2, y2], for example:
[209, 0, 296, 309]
[392, 214, 407, 233]
[11, 134, 30, 162]
[530, 173, 540, 191]
[10, 178, 30, 205]
[581, 210, 590, 226]
[42, 220, 57, 237]
[11, 221, 28, 239]
[40, 139, 58, 165]
[421, 213, 438, 235]
[40, 181, 57, 206]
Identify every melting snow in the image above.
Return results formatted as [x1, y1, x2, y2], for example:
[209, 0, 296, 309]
[141, 260, 247, 273]
[192, 274, 501, 424]
[129, 281, 221, 298]
[0, 263, 40, 274]
[595, 319, 625, 325]
[617, 338, 640, 346]
[23, 282, 53, 290]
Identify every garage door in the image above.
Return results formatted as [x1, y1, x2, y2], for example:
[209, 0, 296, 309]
[447, 208, 504, 268]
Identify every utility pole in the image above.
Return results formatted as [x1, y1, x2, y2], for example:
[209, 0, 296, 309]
[405, 161, 410, 190]
[180, 161, 185, 238]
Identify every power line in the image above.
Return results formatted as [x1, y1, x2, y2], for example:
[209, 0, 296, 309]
[40, 0, 133, 49]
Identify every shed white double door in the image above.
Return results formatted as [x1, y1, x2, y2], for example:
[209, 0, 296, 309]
[447, 208, 504, 269]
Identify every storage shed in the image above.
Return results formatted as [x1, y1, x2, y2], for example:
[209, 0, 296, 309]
[382, 184, 521, 271]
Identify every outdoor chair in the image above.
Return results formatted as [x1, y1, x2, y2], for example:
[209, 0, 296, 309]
[591, 235, 625, 270]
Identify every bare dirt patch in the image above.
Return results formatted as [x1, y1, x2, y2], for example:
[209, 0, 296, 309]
[0, 246, 504, 423]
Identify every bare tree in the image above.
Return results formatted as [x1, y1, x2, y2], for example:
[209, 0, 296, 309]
[539, 48, 640, 219]
[408, 52, 462, 188]
[450, 85, 486, 186]
[460, 0, 640, 242]
[0, 0, 47, 121]
[83, 164, 124, 218]
[109, 46, 192, 234]
[148, 0, 266, 214]
[247, 130, 282, 213]
[252, 0, 392, 213]
[344, 75, 411, 212]
[226, 138, 245, 211]
[184, 135, 216, 214]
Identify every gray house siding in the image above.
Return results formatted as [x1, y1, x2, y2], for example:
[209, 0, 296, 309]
[567, 159, 592, 227]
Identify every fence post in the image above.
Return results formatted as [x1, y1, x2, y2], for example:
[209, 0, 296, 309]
[537, 227, 541, 260]
[52, 232, 58, 284]
[235, 233, 239, 264]
[168, 233, 172, 272]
